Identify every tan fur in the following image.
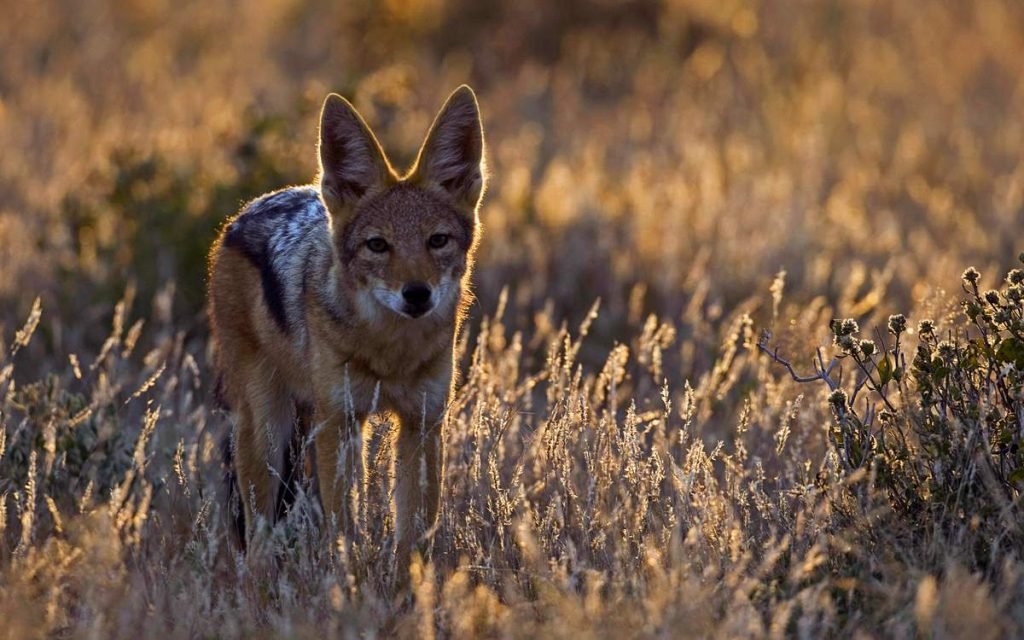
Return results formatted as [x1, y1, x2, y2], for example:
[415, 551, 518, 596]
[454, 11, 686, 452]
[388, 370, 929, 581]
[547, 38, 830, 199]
[208, 86, 486, 573]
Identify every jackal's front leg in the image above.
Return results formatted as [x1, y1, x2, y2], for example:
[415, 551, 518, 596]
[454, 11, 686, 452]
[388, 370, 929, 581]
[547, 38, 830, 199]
[314, 400, 367, 539]
[393, 403, 445, 569]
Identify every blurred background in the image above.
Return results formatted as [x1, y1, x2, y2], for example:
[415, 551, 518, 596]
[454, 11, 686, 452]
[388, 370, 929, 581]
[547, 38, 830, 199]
[1, 0, 1022, 367]
[5, 4, 1024, 634]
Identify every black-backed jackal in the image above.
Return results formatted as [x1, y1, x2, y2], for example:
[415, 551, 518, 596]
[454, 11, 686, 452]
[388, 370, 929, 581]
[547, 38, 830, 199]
[208, 86, 485, 570]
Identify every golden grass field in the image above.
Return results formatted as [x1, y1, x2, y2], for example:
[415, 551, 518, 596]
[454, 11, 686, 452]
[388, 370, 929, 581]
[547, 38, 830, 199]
[2, 0, 1024, 637]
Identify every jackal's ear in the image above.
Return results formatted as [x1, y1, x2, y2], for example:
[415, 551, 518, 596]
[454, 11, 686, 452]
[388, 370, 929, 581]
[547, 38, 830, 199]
[411, 85, 486, 213]
[318, 94, 390, 219]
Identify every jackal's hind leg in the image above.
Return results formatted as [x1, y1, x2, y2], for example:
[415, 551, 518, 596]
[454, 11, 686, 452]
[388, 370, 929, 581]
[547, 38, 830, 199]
[233, 372, 297, 548]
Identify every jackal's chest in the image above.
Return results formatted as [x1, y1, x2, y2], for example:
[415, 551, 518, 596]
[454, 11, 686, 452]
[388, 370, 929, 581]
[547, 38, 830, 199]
[308, 309, 449, 374]
[346, 326, 450, 380]
[313, 338, 452, 418]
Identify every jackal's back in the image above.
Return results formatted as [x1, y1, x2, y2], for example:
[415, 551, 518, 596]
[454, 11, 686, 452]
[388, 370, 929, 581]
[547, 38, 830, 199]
[219, 185, 327, 333]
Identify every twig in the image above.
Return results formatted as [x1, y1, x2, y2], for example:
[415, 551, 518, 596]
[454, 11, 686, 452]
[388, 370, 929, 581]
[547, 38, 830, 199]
[758, 330, 839, 390]
[851, 372, 870, 406]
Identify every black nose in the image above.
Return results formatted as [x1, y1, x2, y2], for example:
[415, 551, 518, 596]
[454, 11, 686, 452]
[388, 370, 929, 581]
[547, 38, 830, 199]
[401, 282, 432, 307]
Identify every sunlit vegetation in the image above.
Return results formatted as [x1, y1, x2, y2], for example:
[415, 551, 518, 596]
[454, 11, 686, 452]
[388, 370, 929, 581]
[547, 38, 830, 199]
[1, 0, 1023, 636]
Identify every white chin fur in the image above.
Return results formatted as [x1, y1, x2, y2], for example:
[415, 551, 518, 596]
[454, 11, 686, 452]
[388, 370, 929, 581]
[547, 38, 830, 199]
[370, 287, 410, 317]
[363, 276, 457, 321]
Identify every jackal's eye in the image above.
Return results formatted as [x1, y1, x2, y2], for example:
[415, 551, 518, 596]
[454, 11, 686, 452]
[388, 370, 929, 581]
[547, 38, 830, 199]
[428, 233, 450, 249]
[365, 237, 390, 253]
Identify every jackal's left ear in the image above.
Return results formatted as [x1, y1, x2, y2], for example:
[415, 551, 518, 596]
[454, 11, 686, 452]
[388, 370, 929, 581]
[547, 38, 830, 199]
[412, 85, 486, 214]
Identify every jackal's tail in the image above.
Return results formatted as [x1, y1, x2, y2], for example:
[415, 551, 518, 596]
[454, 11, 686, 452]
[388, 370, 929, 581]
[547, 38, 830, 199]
[220, 430, 247, 549]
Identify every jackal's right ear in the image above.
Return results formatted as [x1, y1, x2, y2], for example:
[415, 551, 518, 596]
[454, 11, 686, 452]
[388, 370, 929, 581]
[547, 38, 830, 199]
[318, 94, 391, 220]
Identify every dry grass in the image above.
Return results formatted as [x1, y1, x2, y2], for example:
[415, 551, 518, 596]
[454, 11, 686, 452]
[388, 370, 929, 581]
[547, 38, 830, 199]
[2, 0, 1024, 637]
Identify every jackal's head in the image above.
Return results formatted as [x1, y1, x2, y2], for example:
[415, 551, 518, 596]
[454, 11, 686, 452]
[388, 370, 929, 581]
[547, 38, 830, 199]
[317, 86, 486, 322]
